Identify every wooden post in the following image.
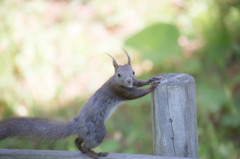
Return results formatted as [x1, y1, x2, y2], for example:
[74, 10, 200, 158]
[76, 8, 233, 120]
[151, 73, 199, 158]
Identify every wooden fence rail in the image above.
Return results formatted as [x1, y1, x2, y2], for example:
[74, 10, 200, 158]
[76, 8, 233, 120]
[0, 149, 197, 159]
[0, 73, 199, 159]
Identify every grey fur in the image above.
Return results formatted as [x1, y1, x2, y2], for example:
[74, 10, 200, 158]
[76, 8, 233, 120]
[0, 118, 74, 141]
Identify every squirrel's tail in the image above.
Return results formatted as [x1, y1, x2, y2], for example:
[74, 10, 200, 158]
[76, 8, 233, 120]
[0, 117, 77, 141]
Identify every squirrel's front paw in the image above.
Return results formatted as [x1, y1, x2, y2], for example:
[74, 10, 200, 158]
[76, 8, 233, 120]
[150, 78, 161, 91]
[149, 75, 162, 84]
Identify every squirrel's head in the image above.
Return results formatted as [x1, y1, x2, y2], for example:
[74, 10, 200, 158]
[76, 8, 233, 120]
[107, 49, 135, 88]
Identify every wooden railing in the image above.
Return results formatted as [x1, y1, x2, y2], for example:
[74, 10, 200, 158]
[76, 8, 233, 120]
[0, 73, 199, 159]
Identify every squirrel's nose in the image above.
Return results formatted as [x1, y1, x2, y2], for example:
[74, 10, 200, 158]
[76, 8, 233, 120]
[127, 79, 132, 84]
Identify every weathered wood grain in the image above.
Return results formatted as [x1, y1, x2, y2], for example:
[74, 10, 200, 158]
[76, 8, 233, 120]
[0, 149, 198, 159]
[151, 73, 199, 158]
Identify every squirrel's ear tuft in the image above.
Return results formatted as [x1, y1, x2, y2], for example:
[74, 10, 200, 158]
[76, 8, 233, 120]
[123, 48, 131, 65]
[106, 53, 119, 71]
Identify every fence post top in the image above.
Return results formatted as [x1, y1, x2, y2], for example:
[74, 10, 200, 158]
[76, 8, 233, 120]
[156, 73, 195, 86]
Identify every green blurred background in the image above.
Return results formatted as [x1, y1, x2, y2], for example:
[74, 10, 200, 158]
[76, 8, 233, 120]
[0, 0, 239, 158]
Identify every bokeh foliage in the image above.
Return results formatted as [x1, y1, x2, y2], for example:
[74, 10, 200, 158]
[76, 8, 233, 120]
[0, 0, 240, 159]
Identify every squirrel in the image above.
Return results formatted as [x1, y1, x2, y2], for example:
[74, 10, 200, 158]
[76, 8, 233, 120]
[0, 50, 161, 159]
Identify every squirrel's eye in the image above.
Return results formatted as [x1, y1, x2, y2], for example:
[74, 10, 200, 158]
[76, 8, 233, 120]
[133, 71, 135, 75]
[117, 73, 121, 77]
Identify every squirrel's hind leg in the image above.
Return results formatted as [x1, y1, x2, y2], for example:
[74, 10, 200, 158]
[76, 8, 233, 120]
[82, 147, 108, 159]
[97, 152, 109, 157]
[74, 137, 108, 159]
[74, 137, 86, 153]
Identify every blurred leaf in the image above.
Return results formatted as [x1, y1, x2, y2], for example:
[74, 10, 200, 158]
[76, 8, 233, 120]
[233, 75, 240, 83]
[198, 82, 227, 113]
[179, 58, 202, 74]
[125, 23, 182, 67]
[222, 105, 240, 127]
